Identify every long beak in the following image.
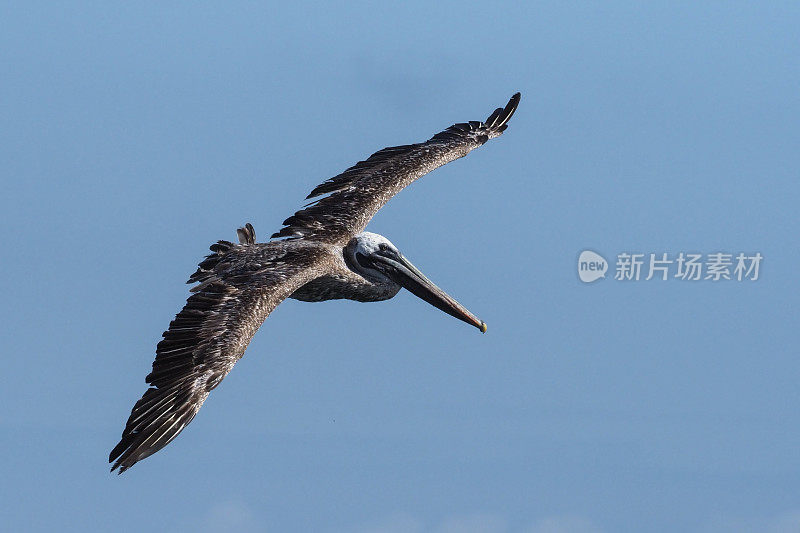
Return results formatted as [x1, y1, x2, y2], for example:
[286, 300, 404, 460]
[371, 252, 487, 333]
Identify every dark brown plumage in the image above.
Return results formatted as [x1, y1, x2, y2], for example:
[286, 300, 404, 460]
[110, 93, 520, 473]
[110, 240, 329, 472]
[272, 92, 520, 243]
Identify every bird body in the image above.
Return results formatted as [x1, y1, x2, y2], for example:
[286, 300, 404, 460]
[110, 93, 520, 473]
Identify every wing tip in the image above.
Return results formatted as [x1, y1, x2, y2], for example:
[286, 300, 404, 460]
[486, 92, 521, 129]
[109, 404, 197, 475]
[109, 442, 131, 474]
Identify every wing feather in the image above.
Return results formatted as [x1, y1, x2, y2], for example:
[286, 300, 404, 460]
[271, 93, 520, 243]
[109, 227, 325, 473]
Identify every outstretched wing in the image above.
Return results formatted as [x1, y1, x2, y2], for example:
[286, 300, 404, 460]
[109, 231, 324, 473]
[272, 92, 520, 244]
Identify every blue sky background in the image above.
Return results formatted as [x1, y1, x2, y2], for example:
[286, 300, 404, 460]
[1, 2, 799, 532]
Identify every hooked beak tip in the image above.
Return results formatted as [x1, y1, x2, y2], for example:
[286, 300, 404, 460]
[479, 321, 487, 334]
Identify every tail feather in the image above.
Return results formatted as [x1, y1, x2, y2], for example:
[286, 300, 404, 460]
[237, 223, 256, 245]
[188, 223, 257, 287]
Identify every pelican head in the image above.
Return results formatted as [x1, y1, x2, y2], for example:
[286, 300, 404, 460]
[346, 232, 487, 333]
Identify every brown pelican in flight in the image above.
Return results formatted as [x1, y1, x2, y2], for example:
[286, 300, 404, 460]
[110, 93, 521, 473]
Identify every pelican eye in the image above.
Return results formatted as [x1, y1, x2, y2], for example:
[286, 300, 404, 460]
[375, 243, 399, 260]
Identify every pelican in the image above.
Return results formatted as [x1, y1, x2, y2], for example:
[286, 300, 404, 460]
[110, 93, 521, 473]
